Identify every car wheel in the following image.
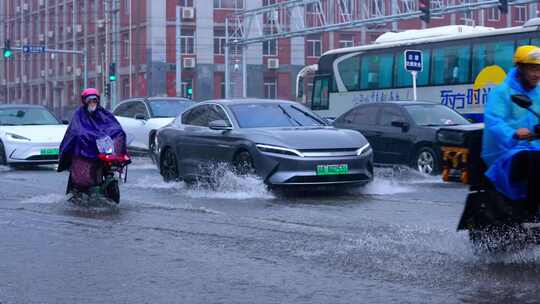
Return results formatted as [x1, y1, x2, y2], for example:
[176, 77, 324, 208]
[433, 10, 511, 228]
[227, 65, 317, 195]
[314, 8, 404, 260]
[414, 146, 440, 175]
[160, 148, 179, 182]
[234, 151, 255, 175]
[0, 141, 6, 166]
[148, 133, 158, 164]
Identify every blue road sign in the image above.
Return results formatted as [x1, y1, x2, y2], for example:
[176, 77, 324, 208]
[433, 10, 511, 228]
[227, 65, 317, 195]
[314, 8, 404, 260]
[22, 45, 46, 54]
[404, 50, 423, 72]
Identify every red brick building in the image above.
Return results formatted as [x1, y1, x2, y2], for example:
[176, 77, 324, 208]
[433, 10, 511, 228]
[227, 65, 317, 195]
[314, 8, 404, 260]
[0, 0, 538, 117]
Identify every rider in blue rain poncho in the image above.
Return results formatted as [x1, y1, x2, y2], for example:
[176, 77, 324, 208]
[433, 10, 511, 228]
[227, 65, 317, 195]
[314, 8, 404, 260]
[483, 46, 540, 210]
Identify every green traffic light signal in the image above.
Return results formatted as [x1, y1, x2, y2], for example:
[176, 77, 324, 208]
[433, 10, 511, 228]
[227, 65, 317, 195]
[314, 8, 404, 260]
[187, 87, 193, 95]
[3, 39, 12, 58]
[109, 75, 117, 81]
[3, 49, 13, 58]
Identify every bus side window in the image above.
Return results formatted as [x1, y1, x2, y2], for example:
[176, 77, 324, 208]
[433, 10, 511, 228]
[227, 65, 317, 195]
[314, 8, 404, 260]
[337, 54, 361, 91]
[361, 53, 394, 90]
[431, 45, 471, 85]
[312, 77, 330, 111]
[472, 40, 514, 75]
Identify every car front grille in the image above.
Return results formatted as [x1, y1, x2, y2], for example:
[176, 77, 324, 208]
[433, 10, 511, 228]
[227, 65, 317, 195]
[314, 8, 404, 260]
[285, 173, 370, 184]
[298, 148, 359, 157]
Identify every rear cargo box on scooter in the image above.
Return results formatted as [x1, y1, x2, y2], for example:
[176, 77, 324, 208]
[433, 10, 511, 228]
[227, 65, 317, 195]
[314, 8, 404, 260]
[436, 123, 484, 186]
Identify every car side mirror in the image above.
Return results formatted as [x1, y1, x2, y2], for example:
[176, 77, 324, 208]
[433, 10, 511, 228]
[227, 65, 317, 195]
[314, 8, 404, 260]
[209, 120, 232, 131]
[511, 94, 533, 109]
[135, 114, 147, 121]
[62, 120, 69, 125]
[391, 121, 410, 132]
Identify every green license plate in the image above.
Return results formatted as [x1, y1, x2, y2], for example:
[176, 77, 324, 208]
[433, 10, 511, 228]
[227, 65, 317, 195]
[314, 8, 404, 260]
[316, 164, 349, 176]
[40, 148, 59, 156]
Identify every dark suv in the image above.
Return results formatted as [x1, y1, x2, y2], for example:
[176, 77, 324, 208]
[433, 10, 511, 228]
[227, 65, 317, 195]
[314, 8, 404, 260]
[333, 101, 471, 175]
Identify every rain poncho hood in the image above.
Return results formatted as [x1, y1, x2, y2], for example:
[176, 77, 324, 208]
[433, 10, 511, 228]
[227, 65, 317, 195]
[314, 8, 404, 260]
[482, 68, 540, 200]
[58, 105, 126, 172]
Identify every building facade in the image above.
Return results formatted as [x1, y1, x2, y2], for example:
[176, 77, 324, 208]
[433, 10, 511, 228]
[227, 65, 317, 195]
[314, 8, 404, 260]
[0, 0, 539, 117]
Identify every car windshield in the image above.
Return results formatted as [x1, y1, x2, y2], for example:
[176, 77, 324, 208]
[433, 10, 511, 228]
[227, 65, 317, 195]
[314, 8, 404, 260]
[231, 103, 325, 128]
[0, 107, 60, 126]
[404, 104, 470, 126]
[149, 100, 194, 118]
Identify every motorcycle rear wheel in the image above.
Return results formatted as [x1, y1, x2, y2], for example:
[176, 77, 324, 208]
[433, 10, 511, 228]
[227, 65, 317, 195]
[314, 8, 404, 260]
[105, 180, 120, 204]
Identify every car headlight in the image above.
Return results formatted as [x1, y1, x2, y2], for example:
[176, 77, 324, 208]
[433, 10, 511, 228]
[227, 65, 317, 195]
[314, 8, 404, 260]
[6, 133, 31, 141]
[437, 131, 465, 146]
[356, 143, 372, 156]
[256, 144, 304, 157]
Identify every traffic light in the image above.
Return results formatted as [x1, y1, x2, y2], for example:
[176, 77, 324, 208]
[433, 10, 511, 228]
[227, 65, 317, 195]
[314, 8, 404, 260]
[498, 0, 508, 14]
[3, 39, 13, 58]
[187, 86, 193, 99]
[419, 0, 431, 23]
[104, 83, 111, 97]
[108, 62, 117, 81]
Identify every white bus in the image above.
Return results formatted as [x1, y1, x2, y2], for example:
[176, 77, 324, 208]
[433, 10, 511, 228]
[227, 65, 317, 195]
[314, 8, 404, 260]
[301, 18, 540, 122]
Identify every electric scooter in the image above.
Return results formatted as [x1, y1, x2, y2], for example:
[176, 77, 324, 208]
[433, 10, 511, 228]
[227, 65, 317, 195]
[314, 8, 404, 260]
[439, 94, 540, 251]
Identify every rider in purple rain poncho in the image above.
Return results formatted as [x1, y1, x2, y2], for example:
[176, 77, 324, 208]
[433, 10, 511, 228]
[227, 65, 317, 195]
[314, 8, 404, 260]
[58, 88, 127, 190]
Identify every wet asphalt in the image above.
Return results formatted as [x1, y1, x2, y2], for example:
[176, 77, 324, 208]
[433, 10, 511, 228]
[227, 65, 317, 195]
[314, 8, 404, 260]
[1, 158, 540, 304]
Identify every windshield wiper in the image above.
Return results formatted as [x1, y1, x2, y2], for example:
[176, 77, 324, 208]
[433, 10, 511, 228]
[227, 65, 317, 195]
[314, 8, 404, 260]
[278, 105, 302, 126]
[291, 106, 324, 125]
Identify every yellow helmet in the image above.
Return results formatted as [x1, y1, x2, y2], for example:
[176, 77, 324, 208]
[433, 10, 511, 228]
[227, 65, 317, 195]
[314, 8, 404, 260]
[514, 45, 540, 65]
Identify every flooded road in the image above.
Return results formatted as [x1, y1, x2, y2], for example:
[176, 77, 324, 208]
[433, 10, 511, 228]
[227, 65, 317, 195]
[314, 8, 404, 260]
[1, 159, 540, 304]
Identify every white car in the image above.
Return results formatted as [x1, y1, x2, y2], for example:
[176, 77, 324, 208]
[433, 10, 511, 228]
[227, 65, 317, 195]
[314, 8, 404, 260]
[112, 97, 195, 157]
[0, 105, 68, 166]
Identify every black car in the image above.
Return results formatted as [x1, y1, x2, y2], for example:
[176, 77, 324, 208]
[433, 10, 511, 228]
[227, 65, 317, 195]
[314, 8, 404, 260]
[333, 101, 471, 175]
[156, 99, 374, 186]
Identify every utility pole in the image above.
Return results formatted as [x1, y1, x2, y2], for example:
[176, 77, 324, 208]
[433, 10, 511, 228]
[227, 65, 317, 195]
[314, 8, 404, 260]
[176, 6, 183, 97]
[111, 0, 120, 108]
[225, 18, 230, 99]
[104, 0, 110, 107]
[129, 0, 133, 98]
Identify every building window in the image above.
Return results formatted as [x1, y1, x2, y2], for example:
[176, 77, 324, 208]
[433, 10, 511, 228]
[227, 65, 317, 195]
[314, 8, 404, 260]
[220, 81, 235, 98]
[214, 29, 226, 55]
[339, 34, 354, 48]
[178, 0, 194, 6]
[263, 0, 277, 6]
[306, 36, 322, 57]
[122, 77, 130, 98]
[487, 7, 500, 21]
[213, 29, 241, 55]
[180, 31, 195, 54]
[263, 39, 277, 56]
[264, 78, 277, 99]
[122, 34, 129, 59]
[369, 0, 384, 17]
[214, 0, 243, 9]
[514, 6, 528, 22]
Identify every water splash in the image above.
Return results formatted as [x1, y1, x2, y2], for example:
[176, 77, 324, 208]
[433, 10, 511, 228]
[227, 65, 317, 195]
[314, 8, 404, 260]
[20, 193, 66, 204]
[127, 163, 273, 200]
[128, 157, 158, 170]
